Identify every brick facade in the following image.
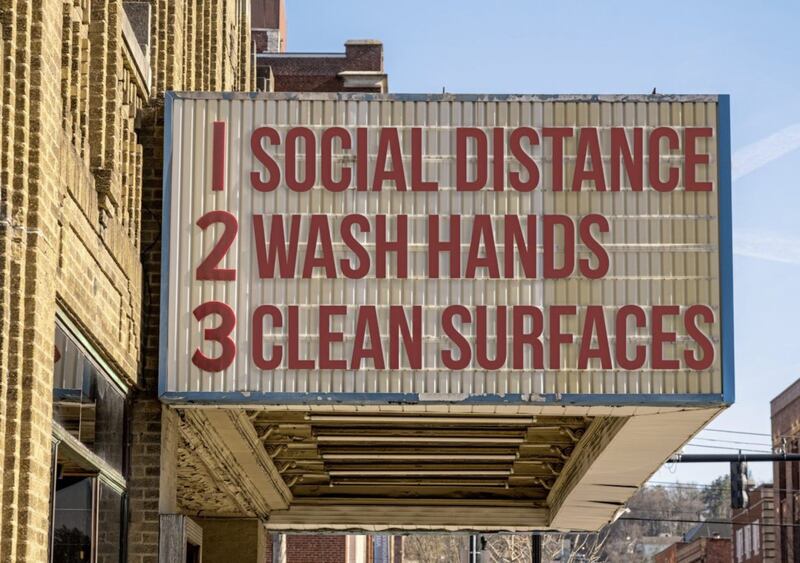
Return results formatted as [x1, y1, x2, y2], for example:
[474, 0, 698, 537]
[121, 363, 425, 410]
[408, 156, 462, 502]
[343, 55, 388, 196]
[0, 1, 252, 561]
[771, 379, 800, 563]
[258, 40, 387, 92]
[656, 538, 733, 563]
[286, 535, 346, 563]
[732, 485, 775, 563]
[0, 2, 63, 560]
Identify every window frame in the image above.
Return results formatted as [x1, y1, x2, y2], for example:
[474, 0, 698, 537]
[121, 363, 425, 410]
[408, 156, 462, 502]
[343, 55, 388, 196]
[51, 312, 131, 563]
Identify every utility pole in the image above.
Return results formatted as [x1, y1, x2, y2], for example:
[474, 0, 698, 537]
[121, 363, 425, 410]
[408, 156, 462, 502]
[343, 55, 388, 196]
[469, 534, 480, 563]
[531, 534, 542, 563]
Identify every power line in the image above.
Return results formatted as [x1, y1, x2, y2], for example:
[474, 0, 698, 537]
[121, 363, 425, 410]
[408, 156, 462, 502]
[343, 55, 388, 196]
[692, 437, 772, 448]
[702, 429, 771, 437]
[620, 516, 799, 529]
[701, 428, 800, 441]
[682, 443, 773, 454]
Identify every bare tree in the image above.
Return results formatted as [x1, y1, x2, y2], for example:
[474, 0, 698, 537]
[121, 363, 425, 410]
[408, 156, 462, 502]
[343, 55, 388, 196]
[402, 535, 469, 563]
[483, 534, 533, 562]
[541, 529, 611, 562]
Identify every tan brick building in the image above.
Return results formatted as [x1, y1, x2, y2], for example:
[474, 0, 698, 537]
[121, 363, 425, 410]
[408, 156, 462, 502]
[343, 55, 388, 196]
[0, 0, 251, 560]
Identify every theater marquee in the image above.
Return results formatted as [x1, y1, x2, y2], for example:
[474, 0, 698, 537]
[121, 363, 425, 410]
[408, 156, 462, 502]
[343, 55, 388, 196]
[159, 93, 733, 405]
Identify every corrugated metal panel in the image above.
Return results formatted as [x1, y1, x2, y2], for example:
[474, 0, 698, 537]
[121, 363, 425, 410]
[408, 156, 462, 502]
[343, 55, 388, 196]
[161, 93, 727, 403]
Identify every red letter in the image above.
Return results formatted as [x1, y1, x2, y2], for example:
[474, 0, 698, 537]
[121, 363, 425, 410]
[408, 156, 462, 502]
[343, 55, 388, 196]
[321, 127, 352, 191]
[196, 210, 238, 281]
[212, 121, 226, 191]
[319, 305, 347, 369]
[578, 306, 612, 369]
[543, 215, 575, 278]
[579, 214, 610, 279]
[340, 215, 371, 279]
[513, 306, 544, 369]
[685, 127, 713, 192]
[351, 306, 385, 369]
[373, 128, 406, 191]
[390, 306, 422, 369]
[611, 127, 643, 191]
[251, 127, 281, 192]
[252, 305, 282, 370]
[649, 127, 680, 192]
[465, 215, 500, 278]
[508, 127, 540, 192]
[288, 306, 313, 369]
[302, 215, 336, 278]
[253, 215, 300, 278]
[286, 127, 316, 192]
[616, 305, 646, 370]
[476, 306, 506, 369]
[441, 306, 471, 369]
[573, 127, 606, 191]
[504, 215, 536, 278]
[684, 304, 715, 370]
[492, 128, 504, 191]
[548, 305, 576, 369]
[192, 301, 236, 372]
[375, 215, 408, 278]
[428, 215, 461, 278]
[456, 128, 487, 191]
[411, 128, 437, 191]
[356, 127, 369, 190]
[542, 128, 572, 191]
[652, 305, 680, 369]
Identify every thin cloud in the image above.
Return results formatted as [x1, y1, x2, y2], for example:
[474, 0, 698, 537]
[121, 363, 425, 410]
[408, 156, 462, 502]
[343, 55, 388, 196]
[734, 231, 800, 265]
[732, 123, 800, 180]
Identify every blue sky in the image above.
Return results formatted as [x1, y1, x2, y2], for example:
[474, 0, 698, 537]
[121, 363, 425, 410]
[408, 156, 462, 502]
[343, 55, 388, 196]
[287, 0, 800, 484]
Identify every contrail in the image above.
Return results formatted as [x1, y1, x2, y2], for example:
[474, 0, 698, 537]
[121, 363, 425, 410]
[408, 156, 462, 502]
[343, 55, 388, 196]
[732, 123, 800, 180]
[734, 231, 800, 265]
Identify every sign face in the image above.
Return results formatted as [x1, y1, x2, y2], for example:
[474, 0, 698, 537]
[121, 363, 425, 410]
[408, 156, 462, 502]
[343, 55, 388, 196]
[160, 93, 733, 405]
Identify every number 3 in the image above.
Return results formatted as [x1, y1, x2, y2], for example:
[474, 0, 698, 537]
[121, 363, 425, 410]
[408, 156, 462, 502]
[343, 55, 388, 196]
[192, 301, 236, 372]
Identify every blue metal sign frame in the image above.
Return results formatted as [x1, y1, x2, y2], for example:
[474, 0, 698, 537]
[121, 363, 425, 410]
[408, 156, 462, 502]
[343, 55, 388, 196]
[158, 92, 734, 407]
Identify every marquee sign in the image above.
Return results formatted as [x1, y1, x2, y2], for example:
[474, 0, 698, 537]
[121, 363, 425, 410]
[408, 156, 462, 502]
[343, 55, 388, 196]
[159, 93, 733, 405]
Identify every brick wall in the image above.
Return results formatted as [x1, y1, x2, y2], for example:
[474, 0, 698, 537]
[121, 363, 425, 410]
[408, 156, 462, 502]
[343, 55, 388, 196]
[0, 1, 64, 561]
[258, 40, 385, 92]
[0, 1, 253, 561]
[771, 381, 800, 563]
[654, 543, 680, 563]
[286, 535, 347, 563]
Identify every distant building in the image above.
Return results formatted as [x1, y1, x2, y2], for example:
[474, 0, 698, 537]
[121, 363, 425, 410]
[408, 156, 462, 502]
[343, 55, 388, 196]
[250, 0, 387, 93]
[732, 484, 776, 562]
[256, 39, 387, 93]
[771, 379, 800, 562]
[655, 522, 732, 563]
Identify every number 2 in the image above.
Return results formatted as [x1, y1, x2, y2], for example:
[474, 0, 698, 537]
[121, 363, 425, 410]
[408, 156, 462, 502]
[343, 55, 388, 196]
[196, 210, 238, 280]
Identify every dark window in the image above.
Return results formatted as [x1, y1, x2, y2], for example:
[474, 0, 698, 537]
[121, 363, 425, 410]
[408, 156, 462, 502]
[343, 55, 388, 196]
[96, 483, 124, 563]
[186, 543, 201, 563]
[51, 476, 93, 563]
[51, 323, 129, 563]
[53, 325, 128, 474]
